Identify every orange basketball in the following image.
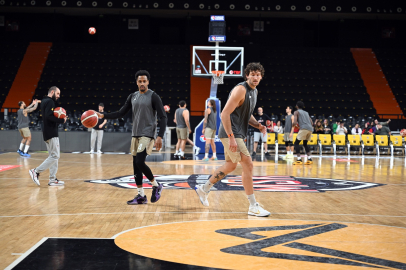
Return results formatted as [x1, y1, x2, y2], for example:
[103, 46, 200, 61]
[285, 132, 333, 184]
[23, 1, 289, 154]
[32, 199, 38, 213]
[81, 110, 98, 128]
[54, 107, 66, 119]
[88, 27, 96, 35]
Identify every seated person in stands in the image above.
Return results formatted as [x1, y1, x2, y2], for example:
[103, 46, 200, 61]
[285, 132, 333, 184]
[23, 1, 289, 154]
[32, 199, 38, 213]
[369, 121, 376, 133]
[336, 121, 347, 135]
[323, 119, 331, 134]
[274, 121, 283, 134]
[314, 121, 324, 134]
[351, 123, 362, 135]
[375, 124, 391, 136]
[374, 119, 391, 127]
[332, 121, 339, 134]
[362, 123, 374, 135]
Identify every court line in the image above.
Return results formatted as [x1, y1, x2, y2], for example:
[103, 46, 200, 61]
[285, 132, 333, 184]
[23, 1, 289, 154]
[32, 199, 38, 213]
[0, 212, 405, 218]
[4, 237, 48, 270]
[11, 253, 23, 256]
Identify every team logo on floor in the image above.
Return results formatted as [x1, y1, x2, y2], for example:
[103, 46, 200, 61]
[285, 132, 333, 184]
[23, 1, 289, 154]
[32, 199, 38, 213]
[86, 174, 383, 192]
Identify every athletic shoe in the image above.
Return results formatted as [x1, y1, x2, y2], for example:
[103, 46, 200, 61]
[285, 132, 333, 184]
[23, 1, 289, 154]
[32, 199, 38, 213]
[282, 155, 288, 160]
[251, 152, 256, 160]
[29, 169, 40, 186]
[195, 184, 209, 206]
[293, 160, 303, 165]
[304, 159, 313, 165]
[288, 154, 295, 159]
[210, 157, 218, 161]
[202, 157, 209, 162]
[194, 147, 201, 156]
[265, 152, 271, 157]
[179, 155, 187, 160]
[97, 150, 103, 154]
[48, 179, 64, 186]
[151, 183, 163, 203]
[22, 153, 31, 158]
[127, 194, 148, 205]
[17, 149, 24, 156]
[174, 152, 179, 157]
[248, 202, 271, 217]
[89, 149, 94, 154]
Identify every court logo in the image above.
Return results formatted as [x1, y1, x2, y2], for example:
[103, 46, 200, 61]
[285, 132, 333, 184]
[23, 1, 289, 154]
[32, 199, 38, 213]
[86, 174, 384, 192]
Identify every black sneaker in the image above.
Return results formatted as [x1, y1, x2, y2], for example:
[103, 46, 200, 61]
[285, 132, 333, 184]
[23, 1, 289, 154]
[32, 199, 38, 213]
[127, 194, 148, 205]
[265, 152, 271, 157]
[251, 152, 256, 159]
[151, 183, 163, 203]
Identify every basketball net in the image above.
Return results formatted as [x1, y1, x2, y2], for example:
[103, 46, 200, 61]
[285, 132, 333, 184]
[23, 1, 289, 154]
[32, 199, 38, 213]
[211, 71, 225, 84]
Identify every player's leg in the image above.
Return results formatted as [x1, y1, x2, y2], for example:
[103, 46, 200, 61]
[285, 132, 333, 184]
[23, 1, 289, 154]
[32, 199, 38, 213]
[97, 130, 103, 153]
[174, 139, 181, 157]
[239, 153, 270, 217]
[90, 128, 96, 153]
[303, 139, 313, 165]
[210, 139, 217, 160]
[22, 134, 32, 157]
[18, 136, 26, 155]
[187, 138, 194, 147]
[203, 139, 211, 161]
[253, 132, 259, 157]
[180, 137, 187, 157]
[30, 138, 59, 186]
[293, 138, 303, 165]
[262, 132, 270, 156]
[48, 138, 63, 186]
[127, 152, 147, 205]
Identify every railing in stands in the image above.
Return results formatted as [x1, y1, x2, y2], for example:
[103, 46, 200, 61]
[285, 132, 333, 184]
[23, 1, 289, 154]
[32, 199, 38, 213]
[377, 114, 405, 120]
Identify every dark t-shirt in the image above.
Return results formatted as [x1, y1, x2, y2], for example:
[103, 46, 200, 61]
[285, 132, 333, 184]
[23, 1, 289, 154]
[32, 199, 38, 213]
[93, 112, 105, 130]
[254, 113, 270, 132]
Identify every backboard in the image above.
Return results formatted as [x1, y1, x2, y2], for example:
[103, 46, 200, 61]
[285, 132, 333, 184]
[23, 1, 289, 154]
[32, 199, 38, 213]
[192, 45, 244, 78]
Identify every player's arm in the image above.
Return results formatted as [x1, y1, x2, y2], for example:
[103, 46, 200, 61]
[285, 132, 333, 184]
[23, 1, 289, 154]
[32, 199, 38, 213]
[183, 109, 191, 133]
[289, 115, 295, 137]
[308, 115, 313, 126]
[248, 115, 260, 128]
[203, 108, 211, 130]
[100, 94, 132, 119]
[23, 100, 38, 115]
[151, 93, 168, 151]
[173, 109, 177, 124]
[292, 111, 299, 126]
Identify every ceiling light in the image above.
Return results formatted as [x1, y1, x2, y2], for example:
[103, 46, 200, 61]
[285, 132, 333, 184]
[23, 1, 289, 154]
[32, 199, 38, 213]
[153, 3, 158, 8]
[0, 0, 5, 5]
[306, 6, 311, 11]
[214, 4, 219, 9]
[199, 3, 204, 9]
[336, 6, 341, 12]
[184, 3, 189, 9]
[321, 6, 326, 11]
[366, 7, 371, 12]
[397, 7, 402, 13]
[77, 1, 82, 6]
[31, 0, 36, 5]
[123, 2, 128, 8]
[107, 1, 112, 7]
[275, 5, 280, 10]
[245, 4, 250, 10]
[169, 3, 174, 8]
[46, 1, 51, 6]
[351, 7, 356, 12]
[61, 1, 67, 6]
[230, 4, 234, 10]
[291, 5, 295, 11]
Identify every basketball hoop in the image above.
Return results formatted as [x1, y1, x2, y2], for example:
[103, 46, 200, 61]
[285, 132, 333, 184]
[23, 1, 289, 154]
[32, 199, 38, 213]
[211, 71, 225, 84]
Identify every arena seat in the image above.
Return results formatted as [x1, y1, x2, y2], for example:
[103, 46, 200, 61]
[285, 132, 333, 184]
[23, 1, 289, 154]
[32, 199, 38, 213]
[319, 134, 333, 154]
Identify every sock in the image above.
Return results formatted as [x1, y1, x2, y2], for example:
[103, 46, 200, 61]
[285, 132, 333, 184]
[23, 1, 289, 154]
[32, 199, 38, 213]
[19, 143, 24, 151]
[205, 153, 209, 158]
[203, 180, 214, 192]
[179, 151, 184, 156]
[151, 179, 159, 187]
[175, 150, 179, 155]
[297, 157, 302, 161]
[138, 187, 145, 197]
[24, 145, 30, 154]
[212, 152, 216, 158]
[308, 155, 312, 161]
[247, 194, 257, 206]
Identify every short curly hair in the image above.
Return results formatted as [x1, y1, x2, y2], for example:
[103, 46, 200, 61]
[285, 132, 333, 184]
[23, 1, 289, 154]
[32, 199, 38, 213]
[135, 70, 150, 81]
[244, 62, 265, 80]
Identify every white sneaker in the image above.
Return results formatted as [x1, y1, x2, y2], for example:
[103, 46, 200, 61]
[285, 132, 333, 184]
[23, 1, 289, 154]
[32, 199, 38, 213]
[97, 150, 103, 154]
[89, 149, 94, 154]
[29, 169, 40, 186]
[48, 179, 65, 186]
[194, 147, 201, 156]
[194, 184, 209, 206]
[288, 154, 294, 159]
[248, 202, 271, 217]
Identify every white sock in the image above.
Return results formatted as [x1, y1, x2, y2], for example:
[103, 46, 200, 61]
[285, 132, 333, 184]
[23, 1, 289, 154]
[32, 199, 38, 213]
[19, 143, 24, 151]
[138, 187, 145, 197]
[212, 152, 216, 158]
[175, 150, 179, 155]
[247, 194, 256, 206]
[24, 145, 30, 153]
[205, 153, 209, 158]
[297, 157, 302, 161]
[179, 151, 184, 156]
[203, 181, 214, 192]
[151, 179, 159, 187]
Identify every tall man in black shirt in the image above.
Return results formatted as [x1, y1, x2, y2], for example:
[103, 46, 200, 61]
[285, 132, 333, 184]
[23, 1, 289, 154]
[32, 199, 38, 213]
[29, 86, 66, 186]
[252, 107, 271, 158]
[97, 70, 167, 205]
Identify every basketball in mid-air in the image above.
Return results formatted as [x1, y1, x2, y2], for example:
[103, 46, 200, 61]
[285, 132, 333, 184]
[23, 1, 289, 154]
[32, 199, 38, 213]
[81, 110, 98, 128]
[164, 105, 170, 112]
[54, 107, 66, 119]
[88, 27, 96, 35]
[401, 129, 406, 137]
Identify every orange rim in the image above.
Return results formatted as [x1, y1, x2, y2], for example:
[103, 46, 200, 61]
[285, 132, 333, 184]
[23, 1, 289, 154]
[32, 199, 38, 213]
[212, 71, 225, 77]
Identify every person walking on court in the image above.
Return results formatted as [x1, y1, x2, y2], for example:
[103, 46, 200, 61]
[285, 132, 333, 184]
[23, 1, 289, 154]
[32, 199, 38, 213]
[283, 105, 295, 160]
[97, 70, 167, 205]
[252, 107, 271, 158]
[90, 103, 107, 154]
[195, 62, 270, 217]
[173, 100, 192, 159]
[29, 86, 66, 186]
[202, 100, 218, 161]
[17, 99, 40, 157]
[292, 101, 314, 165]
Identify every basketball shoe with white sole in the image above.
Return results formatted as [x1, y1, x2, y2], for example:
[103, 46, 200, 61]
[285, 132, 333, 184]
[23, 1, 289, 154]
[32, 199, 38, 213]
[48, 179, 64, 186]
[248, 202, 271, 217]
[29, 169, 40, 186]
[195, 184, 209, 206]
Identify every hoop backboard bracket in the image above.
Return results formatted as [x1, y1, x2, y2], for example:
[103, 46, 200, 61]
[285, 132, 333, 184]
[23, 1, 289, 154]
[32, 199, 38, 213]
[192, 43, 244, 78]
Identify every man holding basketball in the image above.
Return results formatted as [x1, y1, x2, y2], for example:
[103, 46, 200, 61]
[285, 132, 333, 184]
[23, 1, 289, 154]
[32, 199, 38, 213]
[194, 63, 270, 217]
[97, 70, 167, 205]
[29, 86, 66, 186]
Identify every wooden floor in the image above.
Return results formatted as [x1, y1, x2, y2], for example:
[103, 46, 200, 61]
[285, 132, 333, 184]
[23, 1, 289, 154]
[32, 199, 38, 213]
[1, 151, 406, 269]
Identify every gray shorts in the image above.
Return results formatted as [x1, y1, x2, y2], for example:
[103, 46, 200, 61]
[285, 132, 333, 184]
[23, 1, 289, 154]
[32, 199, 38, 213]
[254, 132, 267, 143]
[283, 132, 293, 142]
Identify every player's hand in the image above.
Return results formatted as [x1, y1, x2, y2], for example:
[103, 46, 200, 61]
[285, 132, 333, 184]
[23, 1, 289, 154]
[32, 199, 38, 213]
[155, 136, 163, 151]
[64, 117, 67, 123]
[37, 100, 41, 103]
[388, 119, 391, 123]
[259, 123, 266, 135]
[96, 112, 104, 118]
[289, 132, 293, 138]
[229, 136, 237, 152]
[188, 129, 192, 134]
[99, 124, 103, 128]
[202, 128, 205, 134]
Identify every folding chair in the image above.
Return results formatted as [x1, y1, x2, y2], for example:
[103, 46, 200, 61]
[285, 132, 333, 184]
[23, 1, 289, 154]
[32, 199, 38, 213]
[347, 135, 362, 155]
[319, 134, 332, 155]
[375, 135, 390, 156]
[390, 135, 405, 156]
[361, 134, 375, 155]
[333, 134, 347, 155]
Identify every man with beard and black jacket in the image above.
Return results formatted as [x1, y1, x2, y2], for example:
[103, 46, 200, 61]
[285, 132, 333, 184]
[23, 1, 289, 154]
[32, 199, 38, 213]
[29, 86, 66, 187]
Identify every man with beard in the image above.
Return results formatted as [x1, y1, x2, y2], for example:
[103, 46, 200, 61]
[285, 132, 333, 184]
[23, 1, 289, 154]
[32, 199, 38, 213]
[97, 70, 167, 205]
[17, 99, 40, 157]
[29, 86, 67, 186]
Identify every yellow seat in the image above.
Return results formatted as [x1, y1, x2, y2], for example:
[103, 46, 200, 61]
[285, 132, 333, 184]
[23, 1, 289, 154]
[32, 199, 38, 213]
[348, 135, 361, 146]
[277, 133, 285, 144]
[362, 135, 374, 146]
[375, 135, 388, 147]
[293, 133, 303, 145]
[320, 134, 332, 146]
[308, 134, 318, 145]
[267, 133, 276, 145]
[390, 135, 403, 147]
[333, 135, 346, 146]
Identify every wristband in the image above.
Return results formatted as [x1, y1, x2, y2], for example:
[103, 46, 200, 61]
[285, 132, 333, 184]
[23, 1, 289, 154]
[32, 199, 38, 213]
[228, 133, 234, 138]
